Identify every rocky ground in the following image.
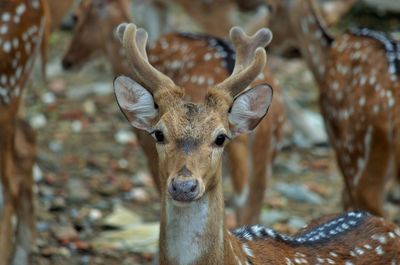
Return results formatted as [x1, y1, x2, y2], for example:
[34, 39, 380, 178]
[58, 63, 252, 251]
[22, 5, 400, 265]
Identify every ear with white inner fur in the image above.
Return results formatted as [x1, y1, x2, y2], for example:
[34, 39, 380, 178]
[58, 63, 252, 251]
[228, 84, 273, 137]
[114, 75, 158, 132]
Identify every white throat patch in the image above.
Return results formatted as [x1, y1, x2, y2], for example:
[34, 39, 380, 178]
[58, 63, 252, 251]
[166, 197, 209, 265]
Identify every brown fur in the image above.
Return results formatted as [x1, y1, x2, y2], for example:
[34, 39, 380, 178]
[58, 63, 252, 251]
[0, 1, 46, 264]
[265, 0, 400, 216]
[62, 0, 286, 225]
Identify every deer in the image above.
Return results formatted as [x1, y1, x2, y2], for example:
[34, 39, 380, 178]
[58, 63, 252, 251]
[0, 0, 47, 264]
[113, 22, 400, 265]
[62, 0, 285, 225]
[265, 0, 400, 217]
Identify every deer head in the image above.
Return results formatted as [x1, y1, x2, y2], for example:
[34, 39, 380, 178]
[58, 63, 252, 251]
[114, 23, 273, 203]
[62, 0, 130, 70]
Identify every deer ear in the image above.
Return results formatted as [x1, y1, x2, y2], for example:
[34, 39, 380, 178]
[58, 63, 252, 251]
[114, 75, 158, 132]
[228, 84, 273, 137]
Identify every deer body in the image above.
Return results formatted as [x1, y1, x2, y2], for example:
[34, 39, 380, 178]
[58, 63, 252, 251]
[63, 0, 285, 225]
[267, 0, 400, 216]
[0, 0, 46, 264]
[114, 23, 400, 265]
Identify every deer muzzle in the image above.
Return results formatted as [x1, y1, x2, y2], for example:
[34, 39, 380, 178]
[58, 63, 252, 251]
[168, 178, 200, 202]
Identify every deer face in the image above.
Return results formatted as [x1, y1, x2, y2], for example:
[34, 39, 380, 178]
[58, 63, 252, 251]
[113, 23, 272, 204]
[115, 76, 272, 204]
[62, 0, 129, 69]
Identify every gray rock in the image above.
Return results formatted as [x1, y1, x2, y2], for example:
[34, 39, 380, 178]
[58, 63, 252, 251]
[275, 183, 324, 205]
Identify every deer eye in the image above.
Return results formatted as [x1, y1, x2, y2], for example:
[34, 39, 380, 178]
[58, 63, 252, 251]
[214, 134, 228, 147]
[152, 129, 165, 143]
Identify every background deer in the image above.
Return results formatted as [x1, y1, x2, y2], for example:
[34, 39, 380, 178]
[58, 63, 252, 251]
[0, 0, 47, 264]
[265, 0, 400, 217]
[114, 22, 400, 265]
[62, 0, 285, 225]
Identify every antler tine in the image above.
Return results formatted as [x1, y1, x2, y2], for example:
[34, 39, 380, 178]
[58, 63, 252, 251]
[136, 28, 149, 61]
[216, 27, 272, 97]
[116, 23, 176, 93]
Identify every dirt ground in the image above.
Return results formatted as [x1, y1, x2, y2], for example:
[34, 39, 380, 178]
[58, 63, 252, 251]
[21, 5, 400, 265]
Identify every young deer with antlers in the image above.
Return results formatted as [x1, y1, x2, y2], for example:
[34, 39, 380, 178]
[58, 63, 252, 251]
[266, 0, 400, 217]
[0, 0, 47, 264]
[114, 22, 400, 265]
[62, 0, 285, 225]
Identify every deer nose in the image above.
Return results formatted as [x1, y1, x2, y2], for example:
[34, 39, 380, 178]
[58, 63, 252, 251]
[62, 58, 73, 70]
[168, 178, 199, 202]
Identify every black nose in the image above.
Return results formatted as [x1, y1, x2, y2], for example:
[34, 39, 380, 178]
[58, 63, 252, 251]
[168, 178, 199, 202]
[62, 58, 73, 70]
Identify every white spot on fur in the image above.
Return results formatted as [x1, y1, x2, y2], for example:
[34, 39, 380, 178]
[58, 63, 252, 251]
[2, 12, 11, 22]
[3, 41, 11, 53]
[16, 3, 26, 15]
[0, 25, 8, 34]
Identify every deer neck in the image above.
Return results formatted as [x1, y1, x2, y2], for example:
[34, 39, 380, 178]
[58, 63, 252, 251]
[289, 0, 334, 83]
[159, 170, 239, 265]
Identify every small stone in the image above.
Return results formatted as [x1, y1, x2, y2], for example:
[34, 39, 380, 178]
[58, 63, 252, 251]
[275, 183, 324, 205]
[126, 188, 150, 203]
[261, 209, 289, 225]
[49, 197, 66, 211]
[114, 129, 136, 144]
[102, 205, 142, 228]
[89, 209, 103, 221]
[83, 100, 96, 115]
[36, 221, 50, 232]
[48, 140, 63, 153]
[71, 120, 82, 133]
[52, 225, 78, 243]
[30, 113, 47, 129]
[41, 92, 56, 105]
[67, 179, 90, 203]
[288, 216, 307, 230]
[47, 78, 66, 93]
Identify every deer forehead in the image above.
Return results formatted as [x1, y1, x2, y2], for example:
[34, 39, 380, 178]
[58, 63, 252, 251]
[162, 102, 226, 140]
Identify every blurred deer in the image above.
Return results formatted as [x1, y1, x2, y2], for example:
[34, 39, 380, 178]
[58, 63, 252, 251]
[266, 0, 400, 216]
[266, 0, 357, 54]
[46, 0, 75, 31]
[132, 0, 268, 42]
[114, 22, 400, 265]
[0, 1, 47, 264]
[62, 0, 285, 225]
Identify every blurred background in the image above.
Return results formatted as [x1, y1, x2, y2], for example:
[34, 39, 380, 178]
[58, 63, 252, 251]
[2, 0, 399, 264]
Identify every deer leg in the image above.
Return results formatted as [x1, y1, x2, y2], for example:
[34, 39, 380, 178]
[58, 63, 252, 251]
[135, 129, 161, 193]
[354, 130, 390, 217]
[0, 129, 17, 265]
[226, 134, 249, 224]
[239, 124, 273, 225]
[11, 120, 36, 265]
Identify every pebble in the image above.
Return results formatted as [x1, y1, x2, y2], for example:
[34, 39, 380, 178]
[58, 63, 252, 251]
[67, 179, 90, 203]
[114, 129, 136, 144]
[275, 183, 324, 205]
[52, 225, 79, 242]
[29, 113, 47, 129]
